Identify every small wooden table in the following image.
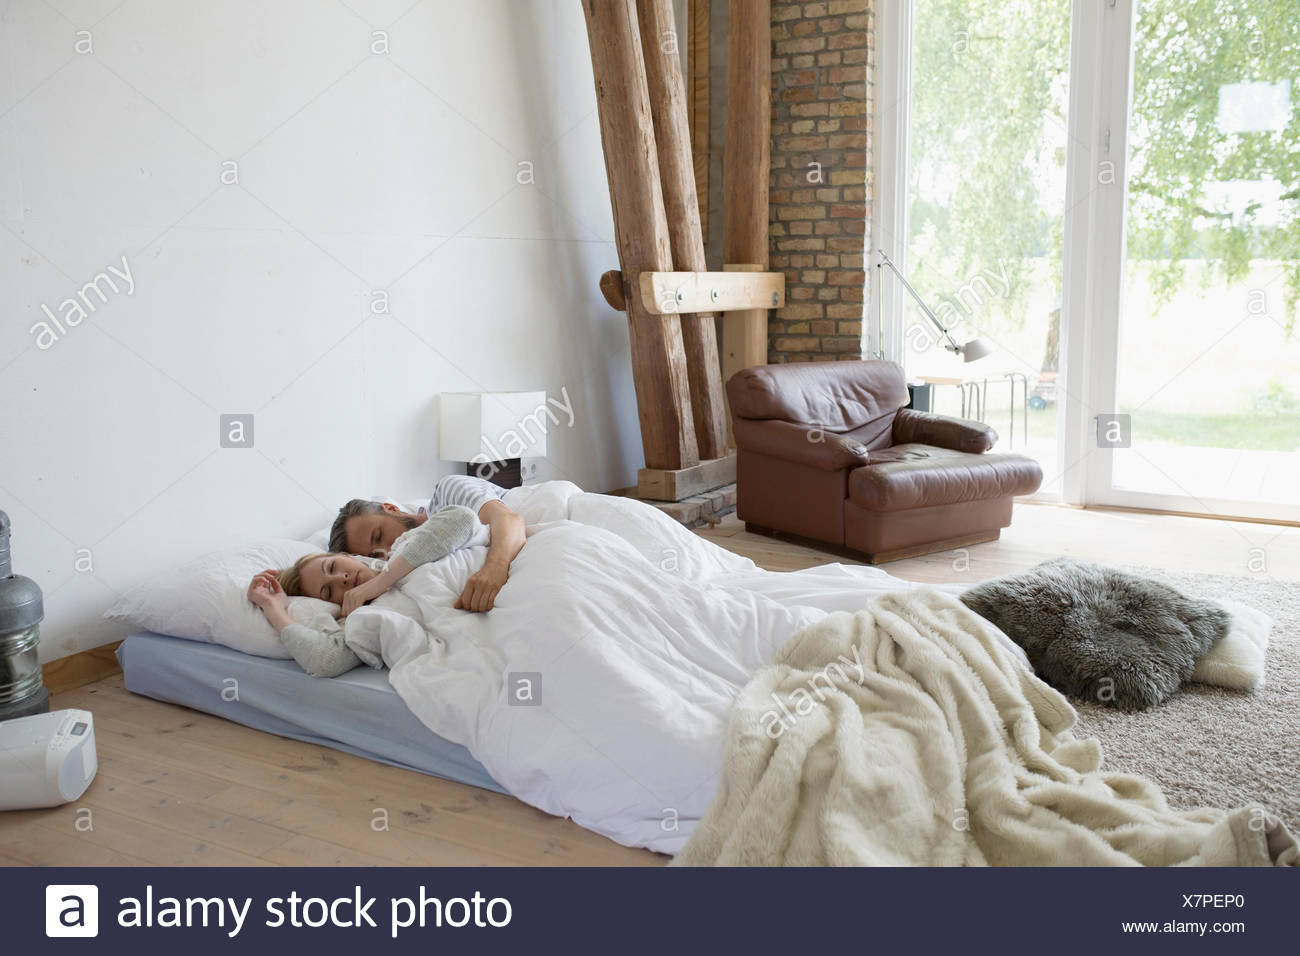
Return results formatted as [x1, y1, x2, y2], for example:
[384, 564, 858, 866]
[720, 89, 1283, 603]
[916, 372, 1030, 445]
[916, 375, 985, 420]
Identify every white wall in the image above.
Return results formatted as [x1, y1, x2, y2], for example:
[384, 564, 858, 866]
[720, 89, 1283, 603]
[0, 0, 641, 662]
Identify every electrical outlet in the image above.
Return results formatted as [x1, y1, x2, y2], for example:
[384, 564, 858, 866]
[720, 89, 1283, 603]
[520, 459, 540, 483]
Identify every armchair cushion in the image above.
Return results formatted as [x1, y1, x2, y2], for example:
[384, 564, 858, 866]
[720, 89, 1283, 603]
[726, 360, 908, 447]
[849, 445, 1044, 511]
[733, 418, 871, 471]
[892, 408, 997, 454]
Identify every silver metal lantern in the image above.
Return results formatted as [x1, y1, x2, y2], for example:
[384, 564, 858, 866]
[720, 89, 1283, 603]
[0, 510, 48, 721]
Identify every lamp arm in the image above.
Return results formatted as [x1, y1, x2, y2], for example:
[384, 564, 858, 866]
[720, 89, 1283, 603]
[876, 250, 962, 353]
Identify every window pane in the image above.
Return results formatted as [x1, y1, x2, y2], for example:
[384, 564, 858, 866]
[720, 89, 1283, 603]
[905, 0, 1072, 496]
[1113, 0, 1300, 509]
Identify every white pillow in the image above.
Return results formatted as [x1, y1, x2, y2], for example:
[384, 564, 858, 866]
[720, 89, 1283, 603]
[104, 539, 341, 659]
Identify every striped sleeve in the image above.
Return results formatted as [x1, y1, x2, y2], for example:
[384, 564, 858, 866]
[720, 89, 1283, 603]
[428, 474, 506, 517]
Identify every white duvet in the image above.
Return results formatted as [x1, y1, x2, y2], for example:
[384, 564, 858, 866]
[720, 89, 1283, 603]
[340, 481, 1029, 854]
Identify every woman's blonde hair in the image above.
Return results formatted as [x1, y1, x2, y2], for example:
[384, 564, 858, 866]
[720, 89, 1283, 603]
[279, 552, 329, 597]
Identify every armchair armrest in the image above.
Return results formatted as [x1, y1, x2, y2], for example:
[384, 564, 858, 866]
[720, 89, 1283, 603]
[892, 408, 997, 453]
[733, 418, 871, 471]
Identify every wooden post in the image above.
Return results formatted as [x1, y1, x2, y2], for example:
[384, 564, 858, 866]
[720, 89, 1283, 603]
[686, 0, 710, 237]
[599, 269, 627, 311]
[582, 0, 699, 471]
[636, 0, 728, 461]
[722, 0, 771, 444]
[723, 0, 771, 269]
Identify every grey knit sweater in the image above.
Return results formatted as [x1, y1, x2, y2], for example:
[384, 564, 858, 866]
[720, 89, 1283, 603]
[280, 505, 480, 678]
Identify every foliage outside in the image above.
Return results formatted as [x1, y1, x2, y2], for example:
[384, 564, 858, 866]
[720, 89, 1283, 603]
[908, 0, 1300, 337]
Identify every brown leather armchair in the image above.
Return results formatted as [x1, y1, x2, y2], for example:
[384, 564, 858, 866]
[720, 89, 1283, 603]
[727, 360, 1043, 563]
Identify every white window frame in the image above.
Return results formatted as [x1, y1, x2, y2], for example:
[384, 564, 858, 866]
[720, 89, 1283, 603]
[1059, 0, 1134, 508]
[869, 0, 912, 365]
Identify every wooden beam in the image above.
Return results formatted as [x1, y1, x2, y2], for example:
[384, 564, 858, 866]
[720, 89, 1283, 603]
[720, 262, 770, 383]
[722, 1, 771, 447]
[722, 0, 770, 268]
[687, 0, 710, 237]
[637, 453, 736, 502]
[583, 0, 699, 470]
[599, 269, 627, 311]
[636, 0, 728, 460]
[639, 270, 785, 314]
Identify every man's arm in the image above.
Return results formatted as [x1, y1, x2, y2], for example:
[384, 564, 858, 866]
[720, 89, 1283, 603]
[457, 499, 526, 612]
[342, 505, 478, 617]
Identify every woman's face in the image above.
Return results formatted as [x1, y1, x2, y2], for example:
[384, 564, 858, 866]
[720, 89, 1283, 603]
[297, 553, 375, 604]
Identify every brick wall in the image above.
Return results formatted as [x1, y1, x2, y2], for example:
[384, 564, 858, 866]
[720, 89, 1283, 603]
[768, 0, 873, 363]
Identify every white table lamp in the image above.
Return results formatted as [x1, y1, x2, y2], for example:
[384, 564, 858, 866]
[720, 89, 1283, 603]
[439, 391, 548, 488]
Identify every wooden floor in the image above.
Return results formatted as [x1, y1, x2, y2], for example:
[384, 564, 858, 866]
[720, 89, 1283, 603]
[701, 502, 1300, 583]
[0, 671, 663, 867]
[2, 502, 1295, 866]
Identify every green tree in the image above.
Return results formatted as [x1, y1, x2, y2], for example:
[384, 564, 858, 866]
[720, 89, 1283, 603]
[908, 0, 1299, 335]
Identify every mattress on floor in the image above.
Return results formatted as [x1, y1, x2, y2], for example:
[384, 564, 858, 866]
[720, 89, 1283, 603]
[115, 632, 505, 794]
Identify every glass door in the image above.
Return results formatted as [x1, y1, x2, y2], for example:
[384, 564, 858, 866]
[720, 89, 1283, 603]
[898, 0, 1074, 498]
[881, 0, 1298, 521]
[1097, 0, 1300, 521]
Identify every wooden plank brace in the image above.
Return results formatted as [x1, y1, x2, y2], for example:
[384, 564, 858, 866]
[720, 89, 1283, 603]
[639, 270, 786, 314]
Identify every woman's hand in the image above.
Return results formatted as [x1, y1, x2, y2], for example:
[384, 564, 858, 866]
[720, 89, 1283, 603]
[248, 571, 288, 615]
[340, 577, 385, 618]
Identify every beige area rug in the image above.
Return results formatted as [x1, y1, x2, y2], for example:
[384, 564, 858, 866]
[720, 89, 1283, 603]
[1069, 567, 1299, 833]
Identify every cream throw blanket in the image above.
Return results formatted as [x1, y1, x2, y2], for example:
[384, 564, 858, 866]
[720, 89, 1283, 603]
[674, 589, 1298, 866]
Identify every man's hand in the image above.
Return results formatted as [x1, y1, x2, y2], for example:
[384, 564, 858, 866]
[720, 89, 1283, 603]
[456, 562, 507, 612]
[461, 499, 525, 613]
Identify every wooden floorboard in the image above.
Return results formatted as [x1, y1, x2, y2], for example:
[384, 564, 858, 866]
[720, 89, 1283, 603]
[699, 502, 1300, 583]
[4, 501, 1294, 867]
[52, 676, 651, 867]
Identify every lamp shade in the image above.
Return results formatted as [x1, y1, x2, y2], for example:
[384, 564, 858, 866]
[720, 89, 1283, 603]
[438, 391, 549, 463]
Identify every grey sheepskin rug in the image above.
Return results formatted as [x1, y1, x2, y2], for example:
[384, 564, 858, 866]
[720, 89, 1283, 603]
[960, 557, 1231, 712]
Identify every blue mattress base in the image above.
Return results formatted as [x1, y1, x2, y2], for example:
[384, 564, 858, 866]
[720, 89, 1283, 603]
[115, 632, 504, 794]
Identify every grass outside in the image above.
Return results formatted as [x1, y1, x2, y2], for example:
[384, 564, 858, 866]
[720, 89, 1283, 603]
[976, 404, 1300, 451]
[1119, 407, 1300, 451]
[914, 258, 1300, 453]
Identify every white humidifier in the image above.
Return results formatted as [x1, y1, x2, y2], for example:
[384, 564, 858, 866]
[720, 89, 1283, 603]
[0, 708, 98, 810]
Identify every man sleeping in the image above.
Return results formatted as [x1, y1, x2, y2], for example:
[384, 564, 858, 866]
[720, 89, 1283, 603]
[329, 474, 526, 612]
[235, 480, 1056, 852]
[233, 478, 1285, 858]
[247, 503, 487, 678]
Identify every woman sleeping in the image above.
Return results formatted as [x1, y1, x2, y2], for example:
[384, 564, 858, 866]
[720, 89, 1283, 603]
[243, 484, 1031, 853]
[246, 505, 485, 678]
